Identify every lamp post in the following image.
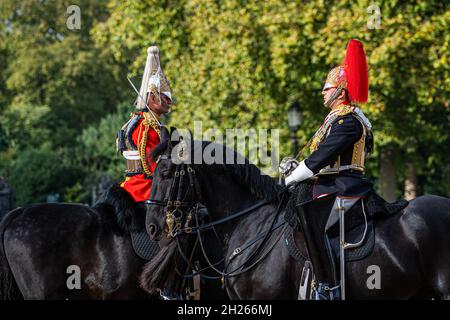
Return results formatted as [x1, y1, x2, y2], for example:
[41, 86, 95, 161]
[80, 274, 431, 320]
[287, 101, 302, 157]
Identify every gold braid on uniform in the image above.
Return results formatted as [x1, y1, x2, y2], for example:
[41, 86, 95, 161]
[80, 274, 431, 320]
[138, 112, 161, 177]
[297, 105, 354, 158]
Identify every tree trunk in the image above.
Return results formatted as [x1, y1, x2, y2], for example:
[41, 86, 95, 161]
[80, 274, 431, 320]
[379, 146, 397, 202]
[404, 163, 417, 200]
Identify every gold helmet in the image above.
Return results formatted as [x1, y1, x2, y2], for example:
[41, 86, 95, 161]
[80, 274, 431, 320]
[136, 46, 172, 110]
[323, 39, 368, 107]
[323, 66, 346, 91]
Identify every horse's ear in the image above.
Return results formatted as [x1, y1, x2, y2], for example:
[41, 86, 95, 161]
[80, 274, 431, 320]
[168, 126, 181, 148]
[160, 126, 170, 142]
[150, 126, 171, 161]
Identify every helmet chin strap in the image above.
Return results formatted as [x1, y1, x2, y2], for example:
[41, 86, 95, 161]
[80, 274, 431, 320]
[324, 87, 343, 108]
[127, 76, 161, 126]
[148, 100, 172, 116]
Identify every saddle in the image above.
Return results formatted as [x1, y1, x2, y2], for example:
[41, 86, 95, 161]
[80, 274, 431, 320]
[128, 204, 160, 260]
[130, 230, 159, 260]
[284, 181, 409, 262]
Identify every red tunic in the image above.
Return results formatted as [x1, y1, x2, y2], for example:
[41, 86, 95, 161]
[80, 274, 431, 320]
[120, 112, 160, 202]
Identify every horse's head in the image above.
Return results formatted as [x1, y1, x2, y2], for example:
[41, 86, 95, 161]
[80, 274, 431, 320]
[146, 126, 199, 241]
[146, 126, 282, 241]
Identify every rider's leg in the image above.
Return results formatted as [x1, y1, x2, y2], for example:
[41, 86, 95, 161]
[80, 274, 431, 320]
[323, 197, 360, 299]
[296, 194, 339, 299]
[297, 195, 361, 300]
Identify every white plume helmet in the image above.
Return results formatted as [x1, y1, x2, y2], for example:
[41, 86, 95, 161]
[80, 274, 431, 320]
[136, 46, 172, 110]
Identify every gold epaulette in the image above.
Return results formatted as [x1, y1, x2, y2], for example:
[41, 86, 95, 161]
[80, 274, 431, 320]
[335, 105, 353, 117]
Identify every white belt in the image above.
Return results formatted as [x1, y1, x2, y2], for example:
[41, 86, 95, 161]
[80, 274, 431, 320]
[318, 164, 364, 175]
[122, 150, 140, 160]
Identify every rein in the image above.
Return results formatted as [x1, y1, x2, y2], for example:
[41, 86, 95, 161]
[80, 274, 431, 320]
[186, 201, 269, 234]
[146, 158, 270, 237]
[195, 191, 288, 279]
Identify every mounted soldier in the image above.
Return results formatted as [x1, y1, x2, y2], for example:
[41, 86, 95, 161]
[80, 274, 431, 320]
[117, 46, 173, 202]
[280, 39, 373, 300]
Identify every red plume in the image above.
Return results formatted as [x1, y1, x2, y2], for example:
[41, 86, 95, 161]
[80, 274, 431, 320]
[344, 39, 368, 103]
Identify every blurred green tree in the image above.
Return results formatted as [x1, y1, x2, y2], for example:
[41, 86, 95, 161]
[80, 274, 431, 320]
[9, 143, 77, 205]
[0, 0, 130, 146]
[0, 0, 448, 205]
[94, 0, 449, 198]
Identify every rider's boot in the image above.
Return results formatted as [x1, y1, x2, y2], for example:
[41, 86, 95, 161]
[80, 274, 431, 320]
[296, 193, 340, 300]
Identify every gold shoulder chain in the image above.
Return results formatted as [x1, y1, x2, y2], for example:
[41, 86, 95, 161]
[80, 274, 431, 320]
[138, 112, 162, 177]
[142, 112, 161, 137]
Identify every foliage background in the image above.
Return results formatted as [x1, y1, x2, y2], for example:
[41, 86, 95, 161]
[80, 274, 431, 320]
[0, 0, 448, 205]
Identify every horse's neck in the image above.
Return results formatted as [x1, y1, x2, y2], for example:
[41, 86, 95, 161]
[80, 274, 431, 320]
[197, 169, 257, 219]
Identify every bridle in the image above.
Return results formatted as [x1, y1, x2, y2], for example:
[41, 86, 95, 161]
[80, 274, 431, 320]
[145, 154, 200, 237]
[146, 154, 272, 238]
[146, 152, 289, 282]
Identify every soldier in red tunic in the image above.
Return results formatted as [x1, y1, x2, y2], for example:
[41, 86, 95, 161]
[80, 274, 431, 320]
[117, 46, 172, 202]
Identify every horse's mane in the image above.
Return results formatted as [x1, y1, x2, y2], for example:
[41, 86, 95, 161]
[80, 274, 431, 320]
[92, 183, 144, 234]
[151, 133, 282, 201]
[212, 143, 282, 201]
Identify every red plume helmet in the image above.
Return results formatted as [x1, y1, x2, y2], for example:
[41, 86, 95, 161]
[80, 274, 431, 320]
[344, 39, 368, 103]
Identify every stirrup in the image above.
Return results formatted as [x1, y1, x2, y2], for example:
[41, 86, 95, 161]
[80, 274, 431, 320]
[313, 283, 341, 300]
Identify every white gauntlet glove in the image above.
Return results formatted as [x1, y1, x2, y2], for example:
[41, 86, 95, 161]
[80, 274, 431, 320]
[279, 157, 300, 177]
[283, 160, 314, 186]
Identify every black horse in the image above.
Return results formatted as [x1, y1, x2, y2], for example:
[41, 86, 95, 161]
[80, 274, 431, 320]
[0, 184, 153, 299]
[144, 127, 450, 299]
